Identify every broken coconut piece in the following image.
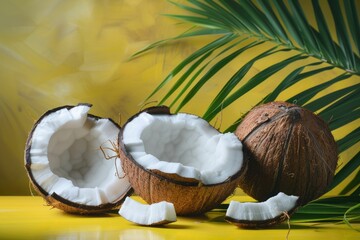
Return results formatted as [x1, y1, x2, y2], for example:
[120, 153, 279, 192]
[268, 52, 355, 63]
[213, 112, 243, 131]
[25, 104, 132, 214]
[225, 192, 299, 228]
[118, 106, 244, 215]
[119, 197, 177, 226]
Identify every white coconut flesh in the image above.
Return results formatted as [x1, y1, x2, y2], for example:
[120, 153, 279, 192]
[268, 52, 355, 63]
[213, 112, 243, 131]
[28, 105, 130, 206]
[122, 112, 243, 185]
[119, 197, 177, 225]
[226, 192, 299, 221]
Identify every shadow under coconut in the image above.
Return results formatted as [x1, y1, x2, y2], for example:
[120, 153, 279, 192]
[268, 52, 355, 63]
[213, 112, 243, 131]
[228, 221, 331, 231]
[58, 211, 119, 218]
[141, 223, 194, 230]
[271, 222, 333, 230]
[183, 210, 331, 230]
[178, 211, 229, 225]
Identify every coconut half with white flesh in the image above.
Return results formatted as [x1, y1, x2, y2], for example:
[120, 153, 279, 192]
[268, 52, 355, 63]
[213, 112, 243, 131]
[119, 197, 177, 226]
[225, 192, 299, 228]
[25, 104, 132, 214]
[118, 106, 244, 215]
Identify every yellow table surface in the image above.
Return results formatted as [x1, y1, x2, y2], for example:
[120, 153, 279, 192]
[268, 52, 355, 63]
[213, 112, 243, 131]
[0, 196, 358, 240]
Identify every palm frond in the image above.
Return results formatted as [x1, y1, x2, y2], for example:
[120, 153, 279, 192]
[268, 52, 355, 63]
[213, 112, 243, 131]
[132, 0, 360, 224]
[340, 171, 360, 195]
[149, 0, 359, 116]
[291, 195, 360, 225]
[337, 127, 360, 153]
[203, 53, 308, 121]
[142, 33, 238, 104]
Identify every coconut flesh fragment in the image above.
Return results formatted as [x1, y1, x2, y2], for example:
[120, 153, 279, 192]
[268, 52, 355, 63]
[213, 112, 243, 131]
[119, 197, 177, 226]
[225, 192, 299, 228]
[25, 104, 131, 213]
[122, 111, 243, 185]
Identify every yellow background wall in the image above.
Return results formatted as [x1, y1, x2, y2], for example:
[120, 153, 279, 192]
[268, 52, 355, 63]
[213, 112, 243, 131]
[0, 0, 358, 195]
[0, 0, 175, 195]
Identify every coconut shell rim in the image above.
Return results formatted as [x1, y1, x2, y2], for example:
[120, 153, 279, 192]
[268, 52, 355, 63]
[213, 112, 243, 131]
[24, 103, 132, 213]
[224, 206, 298, 228]
[25, 103, 121, 163]
[118, 105, 244, 187]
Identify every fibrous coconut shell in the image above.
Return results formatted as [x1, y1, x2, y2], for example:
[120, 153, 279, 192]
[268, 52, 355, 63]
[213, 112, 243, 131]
[225, 209, 295, 228]
[235, 101, 338, 205]
[25, 104, 132, 214]
[118, 106, 244, 215]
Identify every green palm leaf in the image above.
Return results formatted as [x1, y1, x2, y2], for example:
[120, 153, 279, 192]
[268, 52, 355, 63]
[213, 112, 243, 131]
[175, 39, 265, 112]
[205, 46, 280, 116]
[204, 53, 308, 121]
[133, 0, 360, 225]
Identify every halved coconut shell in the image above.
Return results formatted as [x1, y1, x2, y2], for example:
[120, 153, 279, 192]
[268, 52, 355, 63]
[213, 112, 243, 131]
[25, 104, 132, 214]
[235, 101, 338, 205]
[118, 106, 244, 215]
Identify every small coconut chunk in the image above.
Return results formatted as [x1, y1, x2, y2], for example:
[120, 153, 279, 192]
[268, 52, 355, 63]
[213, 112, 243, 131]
[225, 192, 298, 227]
[119, 197, 177, 226]
[122, 112, 243, 185]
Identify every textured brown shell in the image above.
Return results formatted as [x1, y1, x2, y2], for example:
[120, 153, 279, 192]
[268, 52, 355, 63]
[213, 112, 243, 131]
[118, 106, 244, 216]
[225, 207, 297, 228]
[235, 101, 338, 206]
[25, 104, 132, 214]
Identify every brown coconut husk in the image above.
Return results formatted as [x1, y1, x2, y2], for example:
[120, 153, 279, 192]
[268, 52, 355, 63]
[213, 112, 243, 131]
[225, 207, 298, 228]
[118, 106, 245, 216]
[235, 101, 338, 206]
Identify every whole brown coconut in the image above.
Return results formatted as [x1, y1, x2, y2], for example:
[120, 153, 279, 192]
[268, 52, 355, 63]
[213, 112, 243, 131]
[235, 101, 338, 206]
